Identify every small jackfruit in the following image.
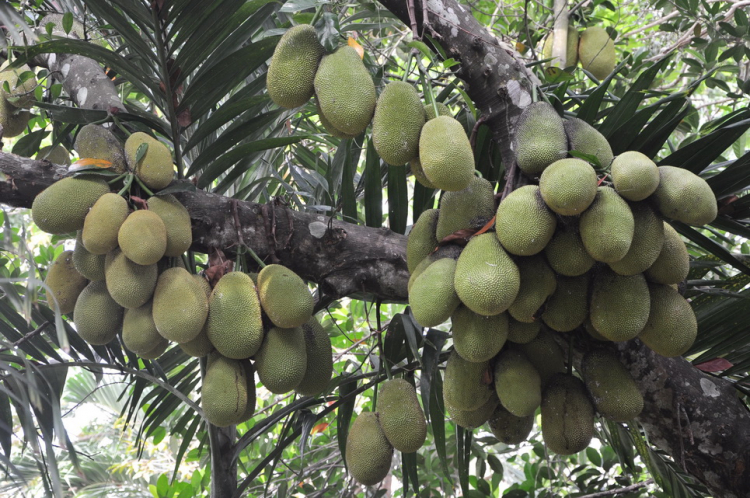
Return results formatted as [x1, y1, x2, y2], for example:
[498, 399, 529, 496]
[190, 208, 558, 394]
[578, 27, 616, 80]
[508, 255, 557, 323]
[541, 28, 579, 67]
[544, 221, 594, 276]
[539, 158, 598, 216]
[0, 98, 30, 137]
[409, 158, 436, 189]
[514, 102, 567, 176]
[436, 177, 495, 241]
[610, 151, 659, 201]
[73, 231, 106, 281]
[36, 145, 71, 166]
[409, 258, 461, 327]
[104, 248, 158, 309]
[125, 132, 174, 190]
[82, 192, 129, 255]
[295, 316, 333, 397]
[448, 393, 498, 429]
[74, 280, 124, 345]
[652, 166, 717, 226]
[122, 300, 169, 357]
[451, 307, 508, 363]
[74, 124, 127, 173]
[418, 116, 475, 191]
[581, 349, 643, 422]
[541, 374, 595, 455]
[266, 25, 324, 109]
[541, 273, 589, 332]
[563, 118, 613, 168]
[580, 187, 634, 263]
[202, 353, 248, 427]
[507, 318, 540, 344]
[494, 350, 542, 417]
[372, 81, 425, 165]
[118, 210, 167, 266]
[517, 329, 566, 386]
[488, 403, 534, 445]
[152, 267, 209, 344]
[32, 176, 110, 234]
[377, 378, 427, 453]
[147, 195, 192, 257]
[255, 326, 307, 394]
[589, 268, 650, 342]
[45, 250, 87, 314]
[407, 209, 439, 273]
[443, 351, 493, 412]
[644, 222, 689, 284]
[257, 264, 314, 329]
[608, 202, 664, 276]
[206, 272, 264, 359]
[495, 185, 556, 256]
[345, 412, 393, 486]
[638, 284, 697, 357]
[424, 102, 451, 120]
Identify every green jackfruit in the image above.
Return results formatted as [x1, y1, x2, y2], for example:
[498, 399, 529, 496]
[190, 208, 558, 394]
[581, 349, 643, 422]
[407, 209, 439, 273]
[74, 124, 127, 173]
[494, 350, 542, 417]
[541, 28, 579, 67]
[584, 317, 610, 341]
[118, 210, 167, 266]
[488, 403, 534, 445]
[409, 158, 436, 189]
[448, 393, 498, 429]
[266, 25, 324, 109]
[508, 256, 557, 323]
[541, 374, 594, 455]
[638, 284, 697, 357]
[152, 267, 209, 344]
[544, 221, 595, 276]
[454, 233, 520, 316]
[451, 307, 508, 363]
[539, 158, 598, 216]
[541, 273, 589, 332]
[255, 326, 307, 394]
[73, 231, 106, 281]
[590, 268, 650, 342]
[418, 116, 475, 191]
[104, 248, 158, 309]
[147, 195, 192, 257]
[608, 202, 664, 276]
[316, 100, 357, 140]
[507, 318, 540, 344]
[140, 338, 169, 360]
[436, 177, 495, 240]
[314, 46, 376, 136]
[345, 412, 393, 486]
[407, 245, 462, 294]
[32, 176, 110, 234]
[578, 27, 615, 80]
[563, 118, 613, 168]
[610, 151, 659, 201]
[206, 272, 264, 359]
[202, 353, 248, 427]
[443, 351, 493, 412]
[424, 102, 451, 120]
[74, 280, 123, 345]
[45, 250, 87, 314]
[0, 63, 35, 108]
[372, 81, 425, 165]
[514, 102, 567, 176]
[409, 258, 461, 327]
[125, 132, 174, 190]
[295, 316, 333, 397]
[257, 264, 314, 329]
[82, 193, 129, 255]
[645, 222, 689, 284]
[180, 275, 215, 358]
[517, 329, 566, 386]
[496, 185, 556, 256]
[122, 300, 169, 357]
[377, 379, 427, 453]
[0, 98, 30, 137]
[580, 187, 634, 263]
[36, 145, 71, 166]
[652, 166, 717, 226]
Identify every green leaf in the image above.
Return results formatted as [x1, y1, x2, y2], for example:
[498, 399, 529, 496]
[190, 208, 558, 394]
[402, 450, 419, 495]
[419, 329, 448, 422]
[12, 129, 48, 158]
[575, 70, 617, 124]
[364, 139, 383, 228]
[341, 144, 358, 224]
[135, 142, 149, 165]
[672, 221, 750, 275]
[706, 150, 750, 197]
[336, 378, 357, 468]
[629, 97, 690, 157]
[0, 390, 12, 458]
[61, 12, 73, 34]
[429, 373, 452, 483]
[387, 165, 408, 234]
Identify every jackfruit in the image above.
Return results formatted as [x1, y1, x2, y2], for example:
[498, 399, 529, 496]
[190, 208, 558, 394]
[152, 267, 209, 343]
[507, 318, 540, 344]
[488, 403, 534, 445]
[0, 63, 35, 108]
[541, 374, 594, 455]
[45, 250, 87, 314]
[74, 124, 127, 173]
[454, 233, 520, 316]
[514, 102, 567, 176]
[638, 284, 697, 357]
[316, 100, 357, 140]
[652, 166, 717, 226]
[542, 28, 579, 67]
[74, 280, 123, 345]
[494, 350, 542, 417]
[409, 258, 461, 327]
[563, 118, 613, 168]
[122, 300, 169, 357]
[255, 326, 307, 394]
[418, 116, 475, 191]
[544, 221, 594, 276]
[578, 27, 616, 80]
[581, 349, 643, 421]
[517, 330, 565, 386]
[448, 393, 498, 429]
[541, 273, 589, 332]
[580, 187, 634, 263]
[539, 158, 598, 216]
[82, 193, 129, 255]
[147, 195, 192, 257]
[73, 231, 106, 281]
[644, 222, 689, 284]
[377, 378, 427, 453]
[372, 81, 425, 165]
[590, 268, 650, 342]
[206, 272, 264, 359]
[508, 256, 557, 323]
[257, 264, 314, 329]
[124, 132, 174, 190]
[407, 245, 462, 294]
[443, 351, 493, 412]
[32, 176, 110, 234]
[202, 353, 248, 427]
[608, 202, 664, 275]
[409, 158, 436, 189]
[610, 151, 659, 201]
[295, 316, 333, 396]
[584, 317, 610, 341]
[118, 210, 167, 266]
[104, 248, 158, 309]
[424, 102, 451, 120]
[407, 209, 439, 272]
[0, 98, 30, 137]
[495, 185, 556, 256]
[140, 338, 169, 360]
[436, 177, 495, 241]
[451, 306, 508, 363]
[314, 46, 376, 135]
[345, 412, 393, 486]
[36, 145, 71, 166]
[266, 25, 324, 109]
[179, 274, 214, 357]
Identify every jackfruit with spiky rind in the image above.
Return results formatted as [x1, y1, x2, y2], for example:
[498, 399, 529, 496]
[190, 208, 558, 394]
[345, 412, 393, 486]
[377, 378, 427, 453]
[409, 158, 436, 188]
[122, 300, 169, 357]
[488, 403, 535, 445]
[266, 25, 324, 109]
[45, 250, 87, 314]
[580, 187, 634, 263]
[36, 145, 71, 166]
[125, 132, 174, 190]
[372, 81, 425, 165]
[448, 393, 498, 429]
[82, 193, 129, 255]
[608, 202, 664, 276]
[180, 275, 214, 357]
[118, 210, 167, 266]
[316, 100, 357, 140]
[514, 102, 567, 176]
[314, 46, 376, 136]
[32, 176, 110, 234]
[539, 158, 598, 216]
[206, 272, 265, 359]
[494, 350, 542, 417]
[509, 256, 557, 323]
[578, 27, 616, 80]
[454, 233, 520, 316]
[651, 166, 717, 226]
[0, 63, 35, 108]
[451, 307, 508, 363]
[610, 151, 659, 201]
[407, 209, 439, 273]
[443, 351, 493, 412]
[75, 124, 127, 173]
[541, 374, 595, 455]
[496, 185, 556, 256]
[638, 284, 697, 357]
[518, 330, 566, 386]
[255, 326, 307, 394]
[424, 102, 451, 120]
[140, 338, 169, 360]
[645, 222, 689, 284]
[73, 231, 106, 281]
[0, 98, 30, 137]
[147, 195, 192, 257]
[104, 248, 158, 309]
[408, 244, 463, 293]
[202, 353, 248, 427]
[542, 28, 579, 67]
[295, 316, 333, 397]
[590, 268, 649, 342]
[564, 118, 613, 168]
[409, 258, 461, 327]
[436, 177, 495, 241]
[507, 318, 540, 344]
[418, 116, 475, 192]
[541, 273, 589, 332]
[581, 349, 643, 422]
[74, 280, 124, 345]
[584, 317, 610, 341]
[544, 222, 594, 276]
[257, 264, 314, 329]
[152, 267, 209, 344]
[238, 361, 257, 423]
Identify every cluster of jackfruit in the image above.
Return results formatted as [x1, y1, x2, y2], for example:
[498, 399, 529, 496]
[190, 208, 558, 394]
[0, 61, 36, 138]
[542, 26, 616, 79]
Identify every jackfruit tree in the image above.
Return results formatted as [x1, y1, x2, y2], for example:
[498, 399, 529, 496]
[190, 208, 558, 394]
[0, 1, 748, 498]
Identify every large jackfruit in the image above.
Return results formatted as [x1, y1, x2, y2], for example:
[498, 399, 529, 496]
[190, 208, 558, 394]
[202, 353, 248, 427]
[436, 176, 495, 241]
[147, 195, 192, 257]
[407, 209, 439, 273]
[541, 28, 579, 67]
[652, 166, 717, 226]
[589, 268, 650, 342]
[578, 27, 616, 80]
[495, 185, 556, 256]
[541, 374, 595, 455]
[541, 273, 589, 332]
[507, 318, 540, 344]
[73, 231, 106, 281]
[454, 233, 520, 317]
[488, 403, 534, 445]
[0, 98, 30, 137]
[180, 275, 215, 358]
[314, 46, 376, 136]
[608, 202, 664, 276]
[451, 307, 508, 363]
[539, 158, 598, 216]
[104, 248, 158, 309]
[638, 284, 697, 357]
[517, 329, 566, 386]
[544, 221, 594, 277]
[372, 81, 425, 165]
[581, 349, 643, 422]
[418, 116, 475, 191]
[645, 222, 689, 284]
[257, 264, 314, 329]
[122, 300, 169, 358]
[152, 267, 209, 344]
[448, 393, 498, 429]
[316, 100, 357, 140]
[508, 255, 557, 323]
[563, 118, 613, 168]
[36, 145, 71, 166]
[206, 272, 264, 359]
[494, 350, 542, 417]
[345, 412, 393, 486]
[610, 151, 659, 201]
[514, 102, 567, 176]
[0, 63, 36, 108]
[118, 210, 167, 266]
[32, 176, 110, 234]
[255, 326, 307, 394]
[377, 378, 427, 453]
[580, 187, 634, 263]
[295, 316, 333, 397]
[82, 193, 129, 255]
[266, 25, 324, 109]
[74, 124, 127, 173]
[407, 244, 462, 294]
[74, 280, 124, 345]
[443, 351, 493, 412]
[409, 158, 436, 189]
[125, 132, 174, 190]
[45, 250, 87, 314]
[409, 258, 461, 327]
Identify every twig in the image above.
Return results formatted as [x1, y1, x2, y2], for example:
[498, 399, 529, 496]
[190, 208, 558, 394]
[576, 480, 653, 498]
[0, 321, 49, 353]
[624, 11, 679, 37]
[500, 162, 519, 201]
[407, 0, 418, 38]
[469, 115, 488, 151]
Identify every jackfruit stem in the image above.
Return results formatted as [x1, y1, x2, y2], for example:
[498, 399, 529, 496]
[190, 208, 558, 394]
[418, 71, 439, 124]
[133, 175, 155, 197]
[117, 173, 134, 196]
[108, 173, 127, 185]
[242, 244, 266, 269]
